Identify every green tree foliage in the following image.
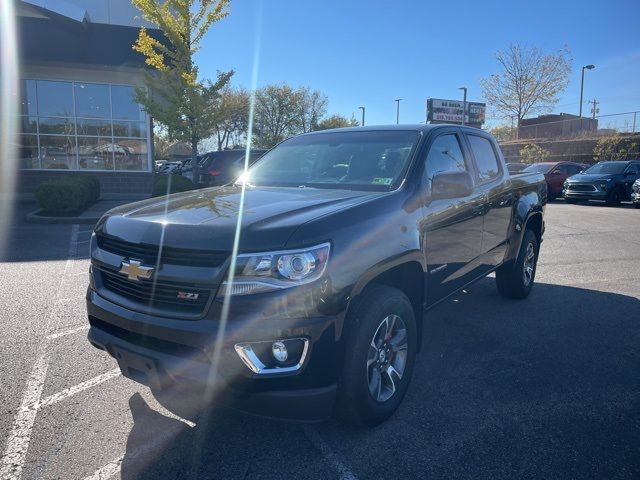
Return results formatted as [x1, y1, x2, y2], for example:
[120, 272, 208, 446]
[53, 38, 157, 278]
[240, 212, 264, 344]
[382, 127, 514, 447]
[593, 134, 640, 161]
[481, 43, 572, 126]
[132, 0, 233, 181]
[519, 143, 551, 165]
[213, 87, 250, 150]
[490, 125, 516, 142]
[315, 114, 359, 131]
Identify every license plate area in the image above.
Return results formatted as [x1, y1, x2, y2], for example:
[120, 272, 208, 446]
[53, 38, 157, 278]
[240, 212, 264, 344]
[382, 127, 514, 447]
[113, 346, 163, 390]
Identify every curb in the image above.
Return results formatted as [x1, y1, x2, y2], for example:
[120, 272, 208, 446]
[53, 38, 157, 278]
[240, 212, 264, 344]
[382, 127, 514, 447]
[26, 208, 101, 225]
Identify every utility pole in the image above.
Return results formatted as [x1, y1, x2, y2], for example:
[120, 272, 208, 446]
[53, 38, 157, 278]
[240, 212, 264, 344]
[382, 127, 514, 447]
[358, 106, 365, 126]
[589, 99, 599, 120]
[458, 87, 467, 125]
[395, 99, 402, 124]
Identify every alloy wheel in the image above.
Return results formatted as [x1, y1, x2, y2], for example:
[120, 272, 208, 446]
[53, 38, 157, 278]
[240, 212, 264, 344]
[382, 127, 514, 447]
[366, 314, 408, 403]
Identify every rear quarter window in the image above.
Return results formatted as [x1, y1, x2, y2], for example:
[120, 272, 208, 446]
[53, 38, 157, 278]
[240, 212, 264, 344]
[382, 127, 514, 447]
[467, 135, 501, 183]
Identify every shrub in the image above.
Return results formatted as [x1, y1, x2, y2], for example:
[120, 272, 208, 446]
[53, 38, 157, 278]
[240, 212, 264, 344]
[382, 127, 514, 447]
[152, 174, 194, 197]
[593, 134, 639, 161]
[34, 175, 101, 214]
[519, 143, 550, 165]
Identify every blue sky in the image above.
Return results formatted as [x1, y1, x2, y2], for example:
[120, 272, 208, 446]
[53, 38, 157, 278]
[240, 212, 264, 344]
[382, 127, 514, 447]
[196, 0, 640, 128]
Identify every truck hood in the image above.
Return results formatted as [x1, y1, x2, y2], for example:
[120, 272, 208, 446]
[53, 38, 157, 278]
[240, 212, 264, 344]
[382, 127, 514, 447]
[98, 185, 379, 252]
[567, 173, 619, 182]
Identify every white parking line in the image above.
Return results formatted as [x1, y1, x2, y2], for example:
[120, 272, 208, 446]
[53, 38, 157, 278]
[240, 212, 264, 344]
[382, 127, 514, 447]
[39, 369, 121, 408]
[302, 425, 358, 480]
[46, 324, 89, 340]
[0, 225, 79, 480]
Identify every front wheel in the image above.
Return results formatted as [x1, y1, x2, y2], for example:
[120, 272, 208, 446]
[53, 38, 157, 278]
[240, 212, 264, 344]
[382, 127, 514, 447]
[496, 229, 539, 299]
[606, 188, 622, 207]
[336, 285, 417, 427]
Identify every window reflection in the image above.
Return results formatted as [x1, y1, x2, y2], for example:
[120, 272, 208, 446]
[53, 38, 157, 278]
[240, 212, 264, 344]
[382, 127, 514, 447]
[78, 137, 115, 170]
[39, 135, 76, 169]
[19, 135, 39, 169]
[111, 85, 145, 121]
[38, 117, 76, 135]
[77, 118, 112, 137]
[36, 80, 74, 117]
[114, 139, 148, 171]
[75, 83, 110, 119]
[20, 80, 38, 116]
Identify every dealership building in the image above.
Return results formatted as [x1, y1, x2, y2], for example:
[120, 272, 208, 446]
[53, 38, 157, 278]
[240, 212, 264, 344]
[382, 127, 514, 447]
[16, 0, 159, 198]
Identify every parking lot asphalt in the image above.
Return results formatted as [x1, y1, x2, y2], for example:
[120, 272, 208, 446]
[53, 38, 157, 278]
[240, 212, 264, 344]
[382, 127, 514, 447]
[0, 201, 639, 480]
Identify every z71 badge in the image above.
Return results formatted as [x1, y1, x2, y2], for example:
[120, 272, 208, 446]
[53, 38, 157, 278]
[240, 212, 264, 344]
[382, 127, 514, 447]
[177, 291, 200, 300]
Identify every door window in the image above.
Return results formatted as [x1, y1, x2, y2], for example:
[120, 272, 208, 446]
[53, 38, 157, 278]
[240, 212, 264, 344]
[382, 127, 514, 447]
[625, 164, 639, 175]
[424, 134, 468, 184]
[468, 135, 501, 183]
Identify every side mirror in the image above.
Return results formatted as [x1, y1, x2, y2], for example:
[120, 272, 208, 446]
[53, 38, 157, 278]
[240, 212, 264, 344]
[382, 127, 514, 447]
[430, 171, 474, 200]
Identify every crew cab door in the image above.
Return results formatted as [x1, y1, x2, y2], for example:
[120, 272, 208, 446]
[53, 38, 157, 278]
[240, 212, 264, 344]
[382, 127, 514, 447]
[464, 133, 513, 269]
[420, 130, 485, 306]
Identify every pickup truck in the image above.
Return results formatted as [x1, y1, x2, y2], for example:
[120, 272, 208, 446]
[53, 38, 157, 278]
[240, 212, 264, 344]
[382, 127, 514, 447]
[86, 125, 546, 426]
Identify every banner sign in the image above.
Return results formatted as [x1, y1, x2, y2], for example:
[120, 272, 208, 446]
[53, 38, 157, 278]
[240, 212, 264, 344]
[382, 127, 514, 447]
[427, 98, 486, 127]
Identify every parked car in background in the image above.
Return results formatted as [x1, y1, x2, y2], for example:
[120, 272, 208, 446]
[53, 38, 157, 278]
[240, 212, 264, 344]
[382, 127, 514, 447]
[523, 161, 586, 200]
[157, 161, 183, 175]
[507, 162, 526, 174]
[631, 179, 640, 208]
[197, 149, 267, 187]
[563, 160, 640, 206]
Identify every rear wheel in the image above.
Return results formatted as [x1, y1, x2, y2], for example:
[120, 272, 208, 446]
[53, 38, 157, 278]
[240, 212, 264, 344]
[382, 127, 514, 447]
[336, 285, 417, 427]
[606, 188, 622, 207]
[564, 198, 580, 204]
[496, 229, 539, 299]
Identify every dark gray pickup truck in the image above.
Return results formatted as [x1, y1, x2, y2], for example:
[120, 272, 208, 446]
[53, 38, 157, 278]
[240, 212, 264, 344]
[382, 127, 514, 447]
[87, 125, 546, 426]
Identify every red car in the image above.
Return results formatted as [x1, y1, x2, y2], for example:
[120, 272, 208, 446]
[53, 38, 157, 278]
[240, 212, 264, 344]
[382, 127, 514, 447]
[523, 162, 586, 200]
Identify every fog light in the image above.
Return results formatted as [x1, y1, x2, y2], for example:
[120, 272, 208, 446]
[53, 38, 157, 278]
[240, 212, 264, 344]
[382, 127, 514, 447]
[271, 341, 288, 363]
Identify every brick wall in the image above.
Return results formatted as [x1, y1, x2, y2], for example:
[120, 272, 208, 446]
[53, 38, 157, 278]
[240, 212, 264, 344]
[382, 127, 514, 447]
[18, 170, 153, 199]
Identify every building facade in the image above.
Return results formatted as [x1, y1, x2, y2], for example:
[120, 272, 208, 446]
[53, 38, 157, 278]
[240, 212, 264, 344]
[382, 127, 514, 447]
[17, 0, 159, 198]
[518, 113, 598, 140]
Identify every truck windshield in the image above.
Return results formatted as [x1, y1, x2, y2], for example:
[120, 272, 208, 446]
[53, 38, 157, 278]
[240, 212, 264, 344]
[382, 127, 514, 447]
[583, 162, 627, 174]
[242, 130, 420, 191]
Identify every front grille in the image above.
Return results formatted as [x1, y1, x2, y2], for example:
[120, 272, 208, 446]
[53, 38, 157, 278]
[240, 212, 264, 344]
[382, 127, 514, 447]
[567, 184, 596, 192]
[97, 234, 228, 268]
[98, 267, 211, 316]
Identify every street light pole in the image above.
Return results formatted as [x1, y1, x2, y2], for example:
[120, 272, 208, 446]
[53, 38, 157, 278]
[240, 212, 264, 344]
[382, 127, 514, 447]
[579, 64, 595, 117]
[458, 87, 467, 126]
[395, 99, 402, 124]
[358, 106, 365, 126]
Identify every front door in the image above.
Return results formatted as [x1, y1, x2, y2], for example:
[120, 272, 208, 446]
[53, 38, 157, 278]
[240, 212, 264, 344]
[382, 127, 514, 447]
[420, 130, 485, 306]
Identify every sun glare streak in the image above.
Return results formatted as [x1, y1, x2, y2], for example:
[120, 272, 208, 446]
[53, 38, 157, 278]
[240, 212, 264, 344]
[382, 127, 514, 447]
[0, 2, 19, 258]
[203, 0, 264, 404]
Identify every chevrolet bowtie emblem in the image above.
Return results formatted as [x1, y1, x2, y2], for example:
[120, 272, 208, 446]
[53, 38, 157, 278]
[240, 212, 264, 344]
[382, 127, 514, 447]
[118, 259, 154, 281]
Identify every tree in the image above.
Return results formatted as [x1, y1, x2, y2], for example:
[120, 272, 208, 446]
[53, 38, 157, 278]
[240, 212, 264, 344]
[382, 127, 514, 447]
[490, 125, 516, 143]
[298, 88, 328, 133]
[481, 43, 572, 126]
[593, 134, 639, 161]
[519, 143, 551, 165]
[316, 114, 359, 131]
[132, 0, 233, 182]
[152, 130, 171, 159]
[213, 87, 250, 150]
[253, 84, 303, 148]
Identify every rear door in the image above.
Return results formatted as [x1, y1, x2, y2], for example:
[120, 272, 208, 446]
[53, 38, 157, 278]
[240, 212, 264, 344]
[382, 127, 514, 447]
[421, 129, 485, 305]
[464, 133, 514, 269]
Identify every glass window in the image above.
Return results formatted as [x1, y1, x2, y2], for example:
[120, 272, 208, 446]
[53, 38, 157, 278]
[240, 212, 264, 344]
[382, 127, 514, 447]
[111, 85, 145, 121]
[20, 80, 38, 116]
[113, 120, 146, 138]
[114, 139, 148, 171]
[74, 83, 110, 119]
[38, 117, 76, 136]
[20, 116, 38, 134]
[78, 137, 114, 170]
[425, 134, 467, 182]
[77, 118, 112, 137]
[36, 80, 74, 117]
[625, 164, 640, 175]
[468, 135, 501, 182]
[18, 135, 39, 169]
[39, 135, 76, 170]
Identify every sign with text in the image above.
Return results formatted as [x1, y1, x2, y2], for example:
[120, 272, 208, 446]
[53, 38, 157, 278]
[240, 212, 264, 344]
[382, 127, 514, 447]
[427, 98, 486, 127]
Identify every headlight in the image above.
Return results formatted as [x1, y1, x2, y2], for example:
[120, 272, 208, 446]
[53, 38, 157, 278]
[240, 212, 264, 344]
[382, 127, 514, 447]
[217, 242, 331, 297]
[599, 180, 610, 190]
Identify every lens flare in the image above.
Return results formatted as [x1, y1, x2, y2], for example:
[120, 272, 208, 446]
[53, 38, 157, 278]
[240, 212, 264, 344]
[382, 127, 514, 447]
[0, 1, 19, 258]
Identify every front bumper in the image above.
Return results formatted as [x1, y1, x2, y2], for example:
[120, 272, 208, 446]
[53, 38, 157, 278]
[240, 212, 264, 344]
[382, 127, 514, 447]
[86, 288, 341, 421]
[563, 186, 608, 201]
[632, 191, 640, 204]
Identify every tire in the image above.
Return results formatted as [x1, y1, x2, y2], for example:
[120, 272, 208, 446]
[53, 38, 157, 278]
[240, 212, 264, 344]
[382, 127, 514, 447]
[496, 229, 539, 299]
[336, 285, 417, 427]
[634, 202, 640, 209]
[606, 188, 622, 207]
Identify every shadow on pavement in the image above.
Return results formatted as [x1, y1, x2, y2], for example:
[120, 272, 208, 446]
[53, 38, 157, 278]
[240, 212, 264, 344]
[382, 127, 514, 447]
[120, 280, 640, 480]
